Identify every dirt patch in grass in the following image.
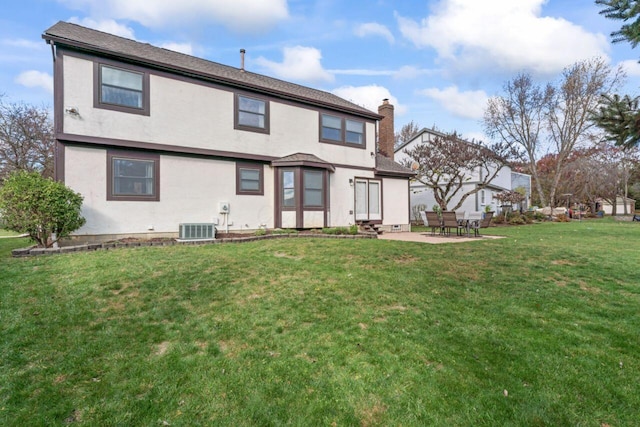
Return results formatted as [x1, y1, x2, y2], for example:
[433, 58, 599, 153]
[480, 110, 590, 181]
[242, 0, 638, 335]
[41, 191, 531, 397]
[357, 397, 388, 427]
[155, 341, 171, 356]
[551, 259, 576, 266]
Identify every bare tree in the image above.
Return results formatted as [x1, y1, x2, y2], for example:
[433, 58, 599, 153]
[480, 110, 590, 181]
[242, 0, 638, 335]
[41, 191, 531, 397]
[484, 74, 553, 207]
[546, 57, 625, 207]
[485, 58, 624, 208]
[0, 97, 54, 179]
[400, 131, 513, 211]
[395, 120, 421, 149]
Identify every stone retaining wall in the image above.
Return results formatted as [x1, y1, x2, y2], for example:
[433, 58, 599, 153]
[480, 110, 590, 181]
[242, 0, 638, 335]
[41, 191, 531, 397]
[12, 233, 377, 257]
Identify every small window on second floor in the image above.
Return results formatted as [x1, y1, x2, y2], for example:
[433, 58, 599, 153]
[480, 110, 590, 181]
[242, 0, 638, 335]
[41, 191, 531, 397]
[95, 62, 150, 115]
[101, 65, 143, 108]
[235, 94, 269, 133]
[345, 119, 364, 145]
[321, 114, 342, 142]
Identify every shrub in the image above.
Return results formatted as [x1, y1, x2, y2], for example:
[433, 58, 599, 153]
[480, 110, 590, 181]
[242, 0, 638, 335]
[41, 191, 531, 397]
[508, 214, 526, 225]
[492, 213, 505, 224]
[0, 171, 85, 247]
[254, 228, 267, 236]
[272, 228, 299, 235]
[533, 211, 547, 221]
[556, 213, 570, 222]
[321, 226, 358, 235]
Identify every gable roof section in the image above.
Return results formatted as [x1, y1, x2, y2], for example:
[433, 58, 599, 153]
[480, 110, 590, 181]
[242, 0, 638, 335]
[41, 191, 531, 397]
[394, 127, 450, 153]
[43, 21, 381, 120]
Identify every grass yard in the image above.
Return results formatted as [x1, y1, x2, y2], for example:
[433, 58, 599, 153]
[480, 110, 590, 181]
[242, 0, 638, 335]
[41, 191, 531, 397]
[1, 219, 639, 426]
[0, 229, 22, 238]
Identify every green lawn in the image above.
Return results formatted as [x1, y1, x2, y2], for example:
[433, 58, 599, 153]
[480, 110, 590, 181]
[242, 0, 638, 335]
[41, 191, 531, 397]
[1, 219, 639, 426]
[0, 229, 22, 237]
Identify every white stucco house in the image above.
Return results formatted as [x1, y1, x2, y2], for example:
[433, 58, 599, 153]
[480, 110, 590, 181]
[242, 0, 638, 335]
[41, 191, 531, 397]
[395, 128, 526, 219]
[43, 22, 413, 241]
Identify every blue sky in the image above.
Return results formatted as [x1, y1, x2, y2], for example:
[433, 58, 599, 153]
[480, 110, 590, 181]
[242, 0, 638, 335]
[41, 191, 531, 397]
[1, 0, 639, 142]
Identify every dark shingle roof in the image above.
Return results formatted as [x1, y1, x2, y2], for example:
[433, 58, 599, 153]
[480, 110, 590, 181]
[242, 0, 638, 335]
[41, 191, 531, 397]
[375, 154, 415, 177]
[271, 153, 335, 172]
[43, 21, 380, 119]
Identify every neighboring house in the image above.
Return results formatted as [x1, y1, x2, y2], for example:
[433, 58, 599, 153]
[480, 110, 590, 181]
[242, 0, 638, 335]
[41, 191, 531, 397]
[395, 128, 515, 219]
[42, 22, 413, 241]
[511, 171, 532, 211]
[597, 196, 636, 215]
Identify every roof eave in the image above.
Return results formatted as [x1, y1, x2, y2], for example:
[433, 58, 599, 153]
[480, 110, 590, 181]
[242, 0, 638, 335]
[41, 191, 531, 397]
[42, 32, 383, 121]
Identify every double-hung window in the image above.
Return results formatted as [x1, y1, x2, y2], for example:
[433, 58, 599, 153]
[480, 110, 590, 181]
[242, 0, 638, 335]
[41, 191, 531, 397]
[303, 170, 324, 208]
[235, 94, 269, 133]
[345, 119, 364, 144]
[320, 113, 365, 147]
[236, 163, 264, 195]
[107, 151, 159, 201]
[321, 114, 342, 142]
[95, 62, 150, 115]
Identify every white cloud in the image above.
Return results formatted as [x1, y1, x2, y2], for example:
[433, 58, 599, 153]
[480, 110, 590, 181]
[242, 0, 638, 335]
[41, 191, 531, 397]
[160, 42, 194, 55]
[392, 65, 435, 80]
[396, 0, 610, 75]
[255, 46, 334, 83]
[331, 85, 407, 115]
[68, 17, 136, 39]
[354, 22, 394, 44]
[329, 69, 394, 76]
[1, 39, 43, 50]
[620, 59, 640, 77]
[15, 70, 54, 94]
[418, 86, 488, 120]
[60, 0, 288, 33]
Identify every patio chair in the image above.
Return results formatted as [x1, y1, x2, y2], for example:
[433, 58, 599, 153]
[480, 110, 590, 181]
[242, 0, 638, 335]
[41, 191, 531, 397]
[421, 211, 443, 235]
[441, 211, 464, 236]
[470, 211, 494, 237]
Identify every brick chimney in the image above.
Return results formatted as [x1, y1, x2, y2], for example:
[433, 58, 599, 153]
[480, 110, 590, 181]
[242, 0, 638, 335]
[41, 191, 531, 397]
[378, 98, 394, 159]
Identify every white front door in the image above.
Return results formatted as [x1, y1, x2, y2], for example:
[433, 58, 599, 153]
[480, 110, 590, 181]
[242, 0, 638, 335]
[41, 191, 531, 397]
[355, 179, 382, 221]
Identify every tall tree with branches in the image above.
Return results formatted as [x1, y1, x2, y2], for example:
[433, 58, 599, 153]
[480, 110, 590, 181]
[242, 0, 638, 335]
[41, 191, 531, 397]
[0, 96, 54, 179]
[395, 120, 421, 149]
[546, 57, 625, 207]
[484, 73, 554, 206]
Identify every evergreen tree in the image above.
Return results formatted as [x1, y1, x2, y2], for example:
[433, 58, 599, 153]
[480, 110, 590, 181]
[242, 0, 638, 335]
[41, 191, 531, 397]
[592, 94, 640, 149]
[596, 0, 640, 47]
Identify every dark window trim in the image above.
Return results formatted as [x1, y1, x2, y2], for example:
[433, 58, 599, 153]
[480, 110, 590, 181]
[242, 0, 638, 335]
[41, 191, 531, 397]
[107, 150, 160, 201]
[94, 60, 150, 116]
[234, 93, 270, 134]
[280, 168, 297, 211]
[236, 162, 264, 195]
[319, 112, 366, 149]
[303, 169, 325, 209]
[354, 176, 383, 224]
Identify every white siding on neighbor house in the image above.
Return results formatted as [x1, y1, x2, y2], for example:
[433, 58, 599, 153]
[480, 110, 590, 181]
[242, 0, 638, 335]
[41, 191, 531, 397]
[62, 55, 376, 169]
[396, 129, 510, 218]
[65, 145, 275, 236]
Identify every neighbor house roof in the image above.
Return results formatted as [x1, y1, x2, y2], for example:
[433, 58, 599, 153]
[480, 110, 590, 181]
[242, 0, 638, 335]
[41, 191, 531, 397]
[42, 21, 381, 120]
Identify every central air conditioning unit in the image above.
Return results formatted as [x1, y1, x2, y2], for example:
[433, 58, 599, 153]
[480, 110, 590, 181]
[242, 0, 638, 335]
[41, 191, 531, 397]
[179, 223, 216, 240]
